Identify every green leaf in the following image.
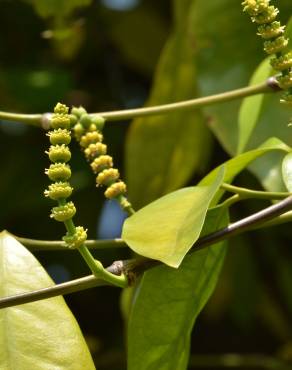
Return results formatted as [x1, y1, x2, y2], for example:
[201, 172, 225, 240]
[237, 57, 271, 154]
[24, 0, 92, 18]
[122, 167, 224, 268]
[126, 0, 212, 210]
[0, 231, 95, 370]
[282, 152, 292, 192]
[127, 206, 229, 370]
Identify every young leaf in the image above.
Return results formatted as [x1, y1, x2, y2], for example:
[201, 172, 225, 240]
[0, 231, 95, 370]
[282, 152, 292, 192]
[237, 57, 271, 154]
[122, 167, 224, 268]
[127, 205, 229, 370]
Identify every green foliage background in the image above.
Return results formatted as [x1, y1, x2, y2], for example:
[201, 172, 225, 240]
[0, 0, 292, 368]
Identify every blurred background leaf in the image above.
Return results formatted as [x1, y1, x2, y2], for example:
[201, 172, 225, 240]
[125, 0, 212, 209]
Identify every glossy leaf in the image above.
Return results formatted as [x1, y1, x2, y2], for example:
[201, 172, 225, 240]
[237, 57, 271, 154]
[127, 206, 229, 370]
[0, 231, 95, 370]
[122, 167, 224, 268]
[126, 0, 212, 210]
[25, 0, 92, 18]
[282, 152, 292, 192]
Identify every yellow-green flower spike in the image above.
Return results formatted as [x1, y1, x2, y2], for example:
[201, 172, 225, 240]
[45, 102, 89, 250]
[44, 103, 126, 281]
[71, 107, 134, 215]
[242, 0, 292, 106]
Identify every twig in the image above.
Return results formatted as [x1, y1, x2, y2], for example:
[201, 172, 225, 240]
[219, 194, 241, 208]
[0, 261, 127, 309]
[192, 196, 292, 251]
[0, 111, 50, 129]
[1, 196, 292, 309]
[221, 183, 290, 200]
[15, 207, 292, 253]
[96, 80, 277, 121]
[0, 79, 278, 127]
[256, 210, 292, 228]
[14, 236, 126, 251]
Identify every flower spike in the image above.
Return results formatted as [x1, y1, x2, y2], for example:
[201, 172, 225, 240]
[71, 108, 134, 215]
[44, 103, 86, 249]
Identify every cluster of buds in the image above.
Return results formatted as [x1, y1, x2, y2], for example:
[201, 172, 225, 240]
[71, 107, 133, 214]
[242, 0, 292, 105]
[45, 103, 87, 248]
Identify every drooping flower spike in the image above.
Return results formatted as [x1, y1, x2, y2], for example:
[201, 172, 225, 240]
[44, 103, 128, 286]
[71, 107, 134, 216]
